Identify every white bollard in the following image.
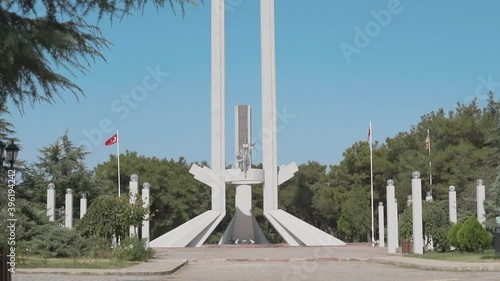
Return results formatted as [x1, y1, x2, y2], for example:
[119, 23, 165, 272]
[411, 171, 424, 255]
[378, 202, 385, 247]
[386, 179, 396, 254]
[65, 188, 73, 229]
[476, 179, 486, 226]
[129, 174, 139, 237]
[47, 183, 56, 222]
[449, 186, 457, 224]
[80, 194, 87, 219]
[142, 182, 151, 247]
[395, 199, 399, 247]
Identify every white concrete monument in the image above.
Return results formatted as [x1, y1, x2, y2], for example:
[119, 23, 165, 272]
[65, 188, 73, 229]
[386, 180, 397, 253]
[142, 182, 151, 247]
[476, 179, 486, 226]
[150, 0, 345, 247]
[411, 171, 424, 255]
[129, 174, 139, 237]
[80, 194, 87, 219]
[47, 183, 56, 222]
[378, 202, 385, 247]
[449, 186, 457, 224]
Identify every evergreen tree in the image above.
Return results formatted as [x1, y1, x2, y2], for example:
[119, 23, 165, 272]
[0, 0, 201, 111]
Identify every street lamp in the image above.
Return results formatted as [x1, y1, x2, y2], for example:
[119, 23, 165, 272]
[0, 139, 20, 169]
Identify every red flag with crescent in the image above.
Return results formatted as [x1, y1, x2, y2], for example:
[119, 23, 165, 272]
[105, 134, 118, 146]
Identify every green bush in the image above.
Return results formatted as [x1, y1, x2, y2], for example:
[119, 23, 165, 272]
[113, 237, 155, 262]
[447, 221, 463, 248]
[22, 224, 94, 258]
[455, 216, 491, 252]
[422, 201, 452, 252]
[399, 205, 412, 241]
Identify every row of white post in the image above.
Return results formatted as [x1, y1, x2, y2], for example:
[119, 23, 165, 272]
[380, 173, 486, 255]
[128, 174, 151, 247]
[46, 184, 87, 229]
[46, 175, 150, 247]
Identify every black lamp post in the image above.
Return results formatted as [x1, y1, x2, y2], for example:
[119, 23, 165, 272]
[0, 139, 20, 169]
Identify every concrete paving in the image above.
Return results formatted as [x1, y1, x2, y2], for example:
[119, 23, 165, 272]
[11, 243, 500, 280]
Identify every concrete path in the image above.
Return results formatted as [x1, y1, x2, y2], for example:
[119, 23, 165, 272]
[12, 244, 500, 277]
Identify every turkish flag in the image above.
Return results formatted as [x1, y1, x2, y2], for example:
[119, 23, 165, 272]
[105, 134, 118, 146]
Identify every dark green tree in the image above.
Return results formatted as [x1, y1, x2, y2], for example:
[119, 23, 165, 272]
[19, 131, 100, 211]
[0, 0, 201, 111]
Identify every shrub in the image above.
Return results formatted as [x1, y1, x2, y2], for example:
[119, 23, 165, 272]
[399, 205, 412, 241]
[113, 237, 155, 262]
[455, 216, 491, 252]
[22, 224, 94, 258]
[447, 221, 463, 248]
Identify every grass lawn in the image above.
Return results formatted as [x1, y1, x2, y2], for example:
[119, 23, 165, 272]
[408, 249, 500, 262]
[17, 256, 139, 269]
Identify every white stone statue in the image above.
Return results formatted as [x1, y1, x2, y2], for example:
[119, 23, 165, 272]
[237, 139, 254, 177]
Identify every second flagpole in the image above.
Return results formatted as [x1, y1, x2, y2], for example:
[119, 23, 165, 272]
[117, 129, 121, 197]
[369, 121, 374, 246]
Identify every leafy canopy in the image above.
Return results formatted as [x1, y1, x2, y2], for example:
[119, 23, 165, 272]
[0, 0, 202, 112]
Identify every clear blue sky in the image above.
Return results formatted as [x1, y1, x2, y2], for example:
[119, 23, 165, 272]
[7, 0, 500, 170]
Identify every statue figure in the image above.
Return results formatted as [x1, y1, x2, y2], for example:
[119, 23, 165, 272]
[237, 139, 255, 177]
[496, 216, 500, 226]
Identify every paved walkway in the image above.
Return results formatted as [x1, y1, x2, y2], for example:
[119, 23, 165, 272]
[14, 244, 500, 276]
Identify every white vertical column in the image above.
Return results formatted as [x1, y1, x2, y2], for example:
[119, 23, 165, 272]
[65, 188, 73, 229]
[378, 202, 385, 247]
[386, 180, 396, 253]
[80, 194, 87, 219]
[476, 179, 486, 226]
[47, 183, 56, 222]
[449, 186, 457, 224]
[411, 171, 424, 255]
[261, 0, 278, 211]
[142, 182, 150, 247]
[394, 199, 399, 247]
[129, 174, 139, 237]
[211, 0, 226, 213]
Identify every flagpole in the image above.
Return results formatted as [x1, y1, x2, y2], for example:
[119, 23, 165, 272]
[428, 129, 432, 194]
[116, 129, 121, 197]
[369, 121, 374, 246]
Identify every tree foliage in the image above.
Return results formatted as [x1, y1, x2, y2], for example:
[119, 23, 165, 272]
[454, 216, 491, 252]
[0, 0, 201, 111]
[77, 194, 147, 240]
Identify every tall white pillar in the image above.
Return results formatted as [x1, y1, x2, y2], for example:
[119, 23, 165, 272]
[211, 0, 226, 213]
[476, 179, 486, 226]
[80, 194, 87, 219]
[142, 182, 150, 247]
[129, 174, 139, 237]
[411, 171, 424, 255]
[395, 199, 399, 247]
[378, 202, 385, 247]
[449, 186, 457, 224]
[47, 183, 56, 222]
[261, 0, 279, 211]
[65, 188, 73, 229]
[386, 179, 396, 253]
